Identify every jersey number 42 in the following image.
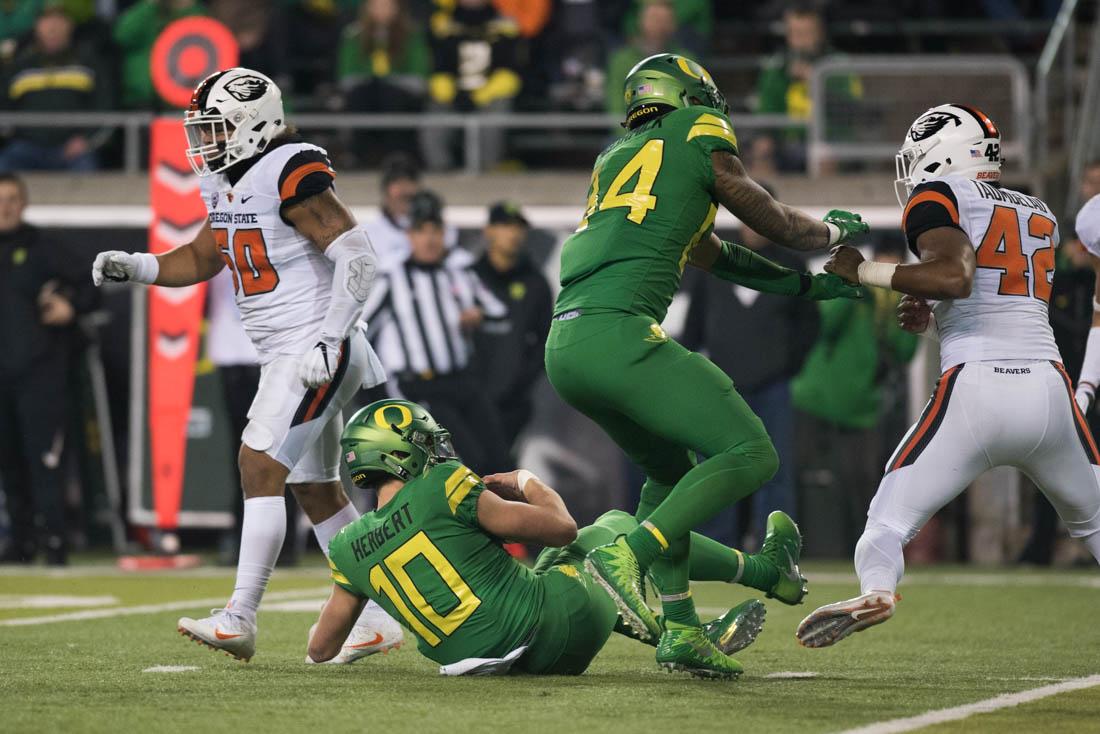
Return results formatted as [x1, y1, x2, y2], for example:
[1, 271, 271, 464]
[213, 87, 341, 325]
[975, 205, 1056, 303]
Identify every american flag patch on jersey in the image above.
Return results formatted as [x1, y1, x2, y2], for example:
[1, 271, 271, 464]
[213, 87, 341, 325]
[970, 149, 983, 158]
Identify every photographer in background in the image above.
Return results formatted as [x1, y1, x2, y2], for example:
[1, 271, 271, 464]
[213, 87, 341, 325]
[0, 173, 98, 564]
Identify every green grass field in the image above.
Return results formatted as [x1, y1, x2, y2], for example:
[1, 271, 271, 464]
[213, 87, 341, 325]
[2, 561, 1098, 733]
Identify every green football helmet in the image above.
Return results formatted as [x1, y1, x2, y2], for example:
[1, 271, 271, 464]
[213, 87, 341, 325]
[340, 399, 456, 487]
[622, 53, 728, 129]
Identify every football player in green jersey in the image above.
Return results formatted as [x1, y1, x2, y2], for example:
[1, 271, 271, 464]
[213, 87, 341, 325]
[545, 53, 869, 678]
[309, 400, 776, 677]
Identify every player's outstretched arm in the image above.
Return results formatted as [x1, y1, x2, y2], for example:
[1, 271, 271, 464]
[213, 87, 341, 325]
[308, 585, 367, 663]
[478, 470, 578, 547]
[711, 151, 867, 251]
[690, 233, 863, 300]
[91, 220, 224, 287]
[824, 228, 975, 300]
[284, 189, 379, 388]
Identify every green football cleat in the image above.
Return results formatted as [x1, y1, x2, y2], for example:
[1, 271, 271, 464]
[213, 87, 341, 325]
[655, 621, 744, 679]
[585, 537, 661, 643]
[702, 598, 767, 656]
[758, 511, 808, 605]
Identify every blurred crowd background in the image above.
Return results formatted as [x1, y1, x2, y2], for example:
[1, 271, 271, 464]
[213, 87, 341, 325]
[0, 0, 1097, 572]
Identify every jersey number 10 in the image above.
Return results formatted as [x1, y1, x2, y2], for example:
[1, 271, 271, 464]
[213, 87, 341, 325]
[975, 205, 1056, 303]
[214, 227, 280, 297]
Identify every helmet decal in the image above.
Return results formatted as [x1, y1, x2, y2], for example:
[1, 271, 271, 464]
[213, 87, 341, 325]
[909, 110, 962, 142]
[224, 75, 269, 102]
[373, 404, 413, 430]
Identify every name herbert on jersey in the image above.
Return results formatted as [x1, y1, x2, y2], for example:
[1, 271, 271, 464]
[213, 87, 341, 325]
[209, 211, 259, 224]
[349, 502, 414, 562]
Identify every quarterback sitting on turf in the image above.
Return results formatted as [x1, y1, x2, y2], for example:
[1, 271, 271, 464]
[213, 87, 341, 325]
[308, 399, 787, 677]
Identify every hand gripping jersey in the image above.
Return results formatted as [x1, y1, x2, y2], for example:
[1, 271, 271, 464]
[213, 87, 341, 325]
[902, 174, 1062, 371]
[555, 105, 738, 323]
[327, 460, 544, 666]
[200, 140, 339, 362]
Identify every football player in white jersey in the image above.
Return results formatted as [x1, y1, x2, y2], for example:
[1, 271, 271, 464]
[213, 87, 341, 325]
[1070, 194, 1100, 414]
[794, 103, 1100, 648]
[91, 68, 403, 662]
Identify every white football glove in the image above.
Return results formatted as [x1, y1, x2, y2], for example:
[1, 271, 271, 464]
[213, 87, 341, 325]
[1076, 383, 1095, 416]
[92, 250, 158, 286]
[298, 338, 342, 389]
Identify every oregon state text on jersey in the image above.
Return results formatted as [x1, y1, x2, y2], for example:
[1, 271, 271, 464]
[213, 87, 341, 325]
[902, 173, 1062, 371]
[200, 139, 338, 362]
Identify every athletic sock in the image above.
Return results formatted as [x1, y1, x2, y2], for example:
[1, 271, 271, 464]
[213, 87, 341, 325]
[686, 531, 744, 581]
[229, 496, 287, 620]
[660, 593, 699, 627]
[625, 521, 665, 570]
[733, 550, 779, 592]
[652, 535, 698, 626]
[854, 521, 906, 595]
[312, 501, 361, 558]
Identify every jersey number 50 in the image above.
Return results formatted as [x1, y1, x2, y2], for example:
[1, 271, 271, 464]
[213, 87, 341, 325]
[214, 228, 280, 297]
[975, 205, 1056, 303]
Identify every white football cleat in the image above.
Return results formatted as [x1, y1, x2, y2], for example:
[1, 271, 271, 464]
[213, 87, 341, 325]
[178, 607, 257, 661]
[305, 615, 404, 665]
[795, 591, 898, 649]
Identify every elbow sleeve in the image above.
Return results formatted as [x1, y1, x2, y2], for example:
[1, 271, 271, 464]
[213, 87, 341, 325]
[320, 228, 378, 343]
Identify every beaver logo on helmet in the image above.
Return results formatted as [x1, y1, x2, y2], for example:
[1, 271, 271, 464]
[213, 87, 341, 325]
[909, 110, 962, 142]
[224, 75, 268, 102]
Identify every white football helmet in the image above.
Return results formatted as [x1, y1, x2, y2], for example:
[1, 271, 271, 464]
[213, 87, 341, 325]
[184, 67, 286, 176]
[894, 103, 1002, 207]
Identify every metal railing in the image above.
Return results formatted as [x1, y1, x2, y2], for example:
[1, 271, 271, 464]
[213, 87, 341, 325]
[1035, 0, 1081, 207]
[0, 111, 806, 176]
[808, 55, 1032, 177]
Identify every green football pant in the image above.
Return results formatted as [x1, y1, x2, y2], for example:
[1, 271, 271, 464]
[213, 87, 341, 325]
[545, 311, 778, 604]
[517, 564, 618, 675]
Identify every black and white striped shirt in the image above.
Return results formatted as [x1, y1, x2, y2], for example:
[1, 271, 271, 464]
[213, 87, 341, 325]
[363, 254, 507, 379]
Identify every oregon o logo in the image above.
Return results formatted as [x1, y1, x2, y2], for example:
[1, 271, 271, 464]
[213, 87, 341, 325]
[374, 404, 413, 430]
[151, 18, 239, 109]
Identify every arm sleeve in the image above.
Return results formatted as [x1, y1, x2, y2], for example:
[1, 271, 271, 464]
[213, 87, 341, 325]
[277, 148, 336, 222]
[709, 240, 810, 296]
[1075, 194, 1100, 257]
[902, 180, 964, 257]
[319, 228, 378, 344]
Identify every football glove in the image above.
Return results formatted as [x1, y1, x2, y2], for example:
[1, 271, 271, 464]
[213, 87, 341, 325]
[804, 272, 865, 301]
[299, 338, 342, 389]
[92, 251, 158, 286]
[822, 210, 869, 245]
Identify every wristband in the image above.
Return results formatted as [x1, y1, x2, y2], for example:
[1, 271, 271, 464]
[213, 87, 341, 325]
[133, 252, 160, 285]
[825, 222, 841, 246]
[857, 260, 897, 289]
[515, 470, 537, 497]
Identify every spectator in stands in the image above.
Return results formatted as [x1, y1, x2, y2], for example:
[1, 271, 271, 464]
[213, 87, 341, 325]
[472, 201, 552, 460]
[0, 1, 41, 65]
[363, 190, 510, 474]
[114, 0, 205, 109]
[681, 212, 819, 548]
[755, 1, 859, 171]
[0, 3, 111, 173]
[208, 0, 288, 90]
[283, 0, 343, 106]
[0, 173, 98, 565]
[493, 0, 552, 38]
[606, 0, 688, 121]
[422, 0, 522, 171]
[339, 0, 429, 161]
[792, 243, 918, 557]
[622, 0, 712, 55]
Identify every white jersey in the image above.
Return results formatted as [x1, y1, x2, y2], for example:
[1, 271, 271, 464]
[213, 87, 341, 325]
[903, 174, 1062, 372]
[200, 141, 336, 363]
[1075, 193, 1100, 256]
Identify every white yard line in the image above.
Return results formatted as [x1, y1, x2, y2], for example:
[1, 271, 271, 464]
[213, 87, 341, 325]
[0, 587, 329, 627]
[837, 674, 1100, 734]
[143, 666, 200, 673]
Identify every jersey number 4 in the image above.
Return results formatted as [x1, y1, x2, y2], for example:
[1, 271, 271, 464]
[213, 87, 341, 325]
[975, 205, 1056, 303]
[577, 139, 665, 231]
[214, 228, 280, 297]
[368, 531, 482, 647]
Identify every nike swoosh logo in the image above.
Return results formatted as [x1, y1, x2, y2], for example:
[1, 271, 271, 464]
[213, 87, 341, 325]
[241, 195, 253, 203]
[718, 623, 739, 647]
[851, 604, 888, 621]
[782, 549, 802, 582]
[347, 632, 384, 649]
[214, 629, 242, 640]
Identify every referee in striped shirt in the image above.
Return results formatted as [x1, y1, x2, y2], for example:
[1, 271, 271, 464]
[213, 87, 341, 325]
[363, 191, 510, 474]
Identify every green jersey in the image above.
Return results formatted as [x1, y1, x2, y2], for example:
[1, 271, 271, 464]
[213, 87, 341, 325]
[327, 460, 543, 666]
[556, 105, 739, 323]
